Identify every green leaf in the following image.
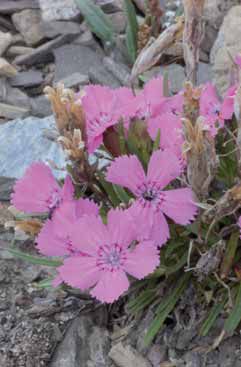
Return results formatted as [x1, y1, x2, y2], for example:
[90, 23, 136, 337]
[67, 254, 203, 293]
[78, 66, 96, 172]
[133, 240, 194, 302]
[97, 172, 120, 207]
[112, 184, 131, 204]
[128, 289, 157, 313]
[200, 298, 226, 336]
[8, 248, 63, 267]
[74, 0, 114, 44]
[144, 273, 191, 345]
[34, 277, 55, 289]
[221, 232, 240, 279]
[153, 129, 160, 152]
[124, 0, 138, 63]
[224, 283, 241, 333]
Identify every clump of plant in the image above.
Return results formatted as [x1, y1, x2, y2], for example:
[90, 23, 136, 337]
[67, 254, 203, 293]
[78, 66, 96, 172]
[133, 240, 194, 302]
[8, 54, 241, 346]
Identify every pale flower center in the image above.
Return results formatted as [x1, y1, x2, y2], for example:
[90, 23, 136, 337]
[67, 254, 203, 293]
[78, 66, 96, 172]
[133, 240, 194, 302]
[47, 189, 61, 210]
[97, 244, 127, 271]
[136, 182, 164, 210]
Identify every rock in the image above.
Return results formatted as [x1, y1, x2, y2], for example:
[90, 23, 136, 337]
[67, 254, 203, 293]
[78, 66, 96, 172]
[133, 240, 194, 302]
[0, 31, 12, 56]
[55, 72, 89, 89]
[0, 77, 31, 109]
[95, 0, 123, 13]
[197, 62, 213, 85]
[103, 57, 130, 85]
[39, 0, 81, 21]
[107, 11, 126, 33]
[12, 9, 45, 46]
[0, 1, 39, 14]
[10, 70, 43, 88]
[147, 344, 168, 367]
[109, 342, 152, 367]
[0, 177, 16, 201]
[202, 0, 240, 55]
[40, 21, 81, 39]
[0, 58, 17, 77]
[53, 44, 103, 83]
[0, 103, 29, 119]
[160, 64, 185, 93]
[50, 314, 111, 367]
[14, 34, 78, 66]
[210, 5, 241, 96]
[0, 115, 66, 179]
[132, 0, 146, 13]
[89, 64, 121, 88]
[7, 46, 34, 57]
[30, 95, 52, 117]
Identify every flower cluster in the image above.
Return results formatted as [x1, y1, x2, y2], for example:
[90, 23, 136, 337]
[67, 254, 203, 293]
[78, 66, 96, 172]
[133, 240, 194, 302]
[11, 75, 238, 303]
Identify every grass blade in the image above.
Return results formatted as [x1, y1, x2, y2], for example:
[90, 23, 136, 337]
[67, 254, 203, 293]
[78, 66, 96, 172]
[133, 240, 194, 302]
[220, 231, 239, 279]
[124, 0, 138, 63]
[224, 283, 241, 333]
[200, 298, 226, 336]
[8, 248, 63, 267]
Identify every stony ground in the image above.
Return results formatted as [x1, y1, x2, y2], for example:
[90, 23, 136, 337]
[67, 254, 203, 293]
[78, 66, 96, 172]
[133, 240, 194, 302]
[1, 0, 241, 366]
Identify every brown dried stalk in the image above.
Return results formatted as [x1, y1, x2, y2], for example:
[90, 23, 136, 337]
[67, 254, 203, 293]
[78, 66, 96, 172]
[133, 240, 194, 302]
[131, 16, 184, 80]
[183, 0, 205, 85]
[203, 182, 241, 223]
[183, 117, 218, 200]
[183, 81, 202, 122]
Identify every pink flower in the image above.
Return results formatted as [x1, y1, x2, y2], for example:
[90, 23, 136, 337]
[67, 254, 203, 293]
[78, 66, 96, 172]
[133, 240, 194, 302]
[148, 112, 184, 164]
[11, 162, 74, 214]
[106, 150, 197, 246]
[82, 85, 135, 153]
[200, 83, 234, 136]
[235, 54, 241, 68]
[57, 209, 159, 303]
[36, 199, 99, 257]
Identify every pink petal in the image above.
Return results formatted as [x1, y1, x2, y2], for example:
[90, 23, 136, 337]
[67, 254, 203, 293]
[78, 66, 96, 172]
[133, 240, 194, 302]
[235, 54, 241, 68]
[90, 270, 129, 303]
[36, 219, 69, 257]
[150, 210, 170, 247]
[221, 85, 236, 120]
[61, 175, 74, 202]
[200, 83, 220, 118]
[69, 215, 109, 255]
[124, 241, 159, 279]
[59, 256, 101, 290]
[75, 198, 99, 217]
[147, 149, 181, 188]
[11, 162, 60, 213]
[52, 275, 63, 287]
[106, 155, 146, 194]
[161, 188, 197, 225]
[107, 208, 137, 246]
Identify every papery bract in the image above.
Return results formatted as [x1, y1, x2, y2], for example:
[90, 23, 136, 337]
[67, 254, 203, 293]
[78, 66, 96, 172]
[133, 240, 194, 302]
[11, 162, 74, 214]
[57, 209, 160, 303]
[37, 199, 99, 257]
[106, 150, 197, 246]
[82, 85, 135, 153]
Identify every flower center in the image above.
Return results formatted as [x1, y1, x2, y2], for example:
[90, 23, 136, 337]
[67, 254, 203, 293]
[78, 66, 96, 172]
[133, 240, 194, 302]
[97, 244, 127, 271]
[142, 189, 157, 201]
[47, 189, 61, 211]
[136, 182, 164, 210]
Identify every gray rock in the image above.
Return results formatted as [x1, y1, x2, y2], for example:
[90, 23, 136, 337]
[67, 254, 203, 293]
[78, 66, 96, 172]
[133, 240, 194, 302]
[12, 9, 45, 46]
[30, 95, 52, 117]
[0, 103, 29, 119]
[95, 0, 123, 13]
[103, 57, 130, 85]
[106, 11, 126, 33]
[14, 34, 78, 66]
[210, 5, 241, 96]
[0, 78, 31, 109]
[160, 64, 186, 93]
[202, 0, 240, 55]
[40, 21, 81, 39]
[39, 0, 81, 21]
[7, 46, 34, 57]
[0, 1, 39, 14]
[146, 344, 168, 367]
[89, 64, 121, 88]
[0, 31, 12, 57]
[55, 72, 89, 89]
[0, 177, 16, 201]
[0, 58, 17, 78]
[197, 62, 213, 85]
[109, 342, 152, 367]
[50, 314, 111, 367]
[53, 44, 103, 83]
[10, 70, 43, 88]
[0, 115, 66, 179]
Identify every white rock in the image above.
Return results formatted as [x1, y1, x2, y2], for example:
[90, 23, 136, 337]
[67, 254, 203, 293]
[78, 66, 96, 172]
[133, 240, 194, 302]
[39, 0, 80, 21]
[12, 9, 45, 46]
[0, 58, 17, 77]
[109, 342, 152, 367]
[0, 115, 66, 179]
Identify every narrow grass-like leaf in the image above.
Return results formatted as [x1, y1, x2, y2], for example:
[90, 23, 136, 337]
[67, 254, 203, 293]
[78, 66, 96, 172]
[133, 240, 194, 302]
[153, 129, 160, 152]
[8, 248, 63, 267]
[220, 231, 239, 279]
[124, 0, 138, 63]
[97, 173, 120, 207]
[34, 277, 55, 289]
[128, 289, 157, 313]
[112, 184, 131, 204]
[144, 273, 191, 345]
[200, 298, 226, 336]
[224, 283, 241, 333]
[75, 0, 114, 44]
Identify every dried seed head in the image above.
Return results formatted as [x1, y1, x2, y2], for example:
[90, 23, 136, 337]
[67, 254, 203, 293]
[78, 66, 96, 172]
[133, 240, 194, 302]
[183, 81, 202, 122]
[15, 219, 43, 236]
[183, 117, 218, 200]
[58, 128, 85, 161]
